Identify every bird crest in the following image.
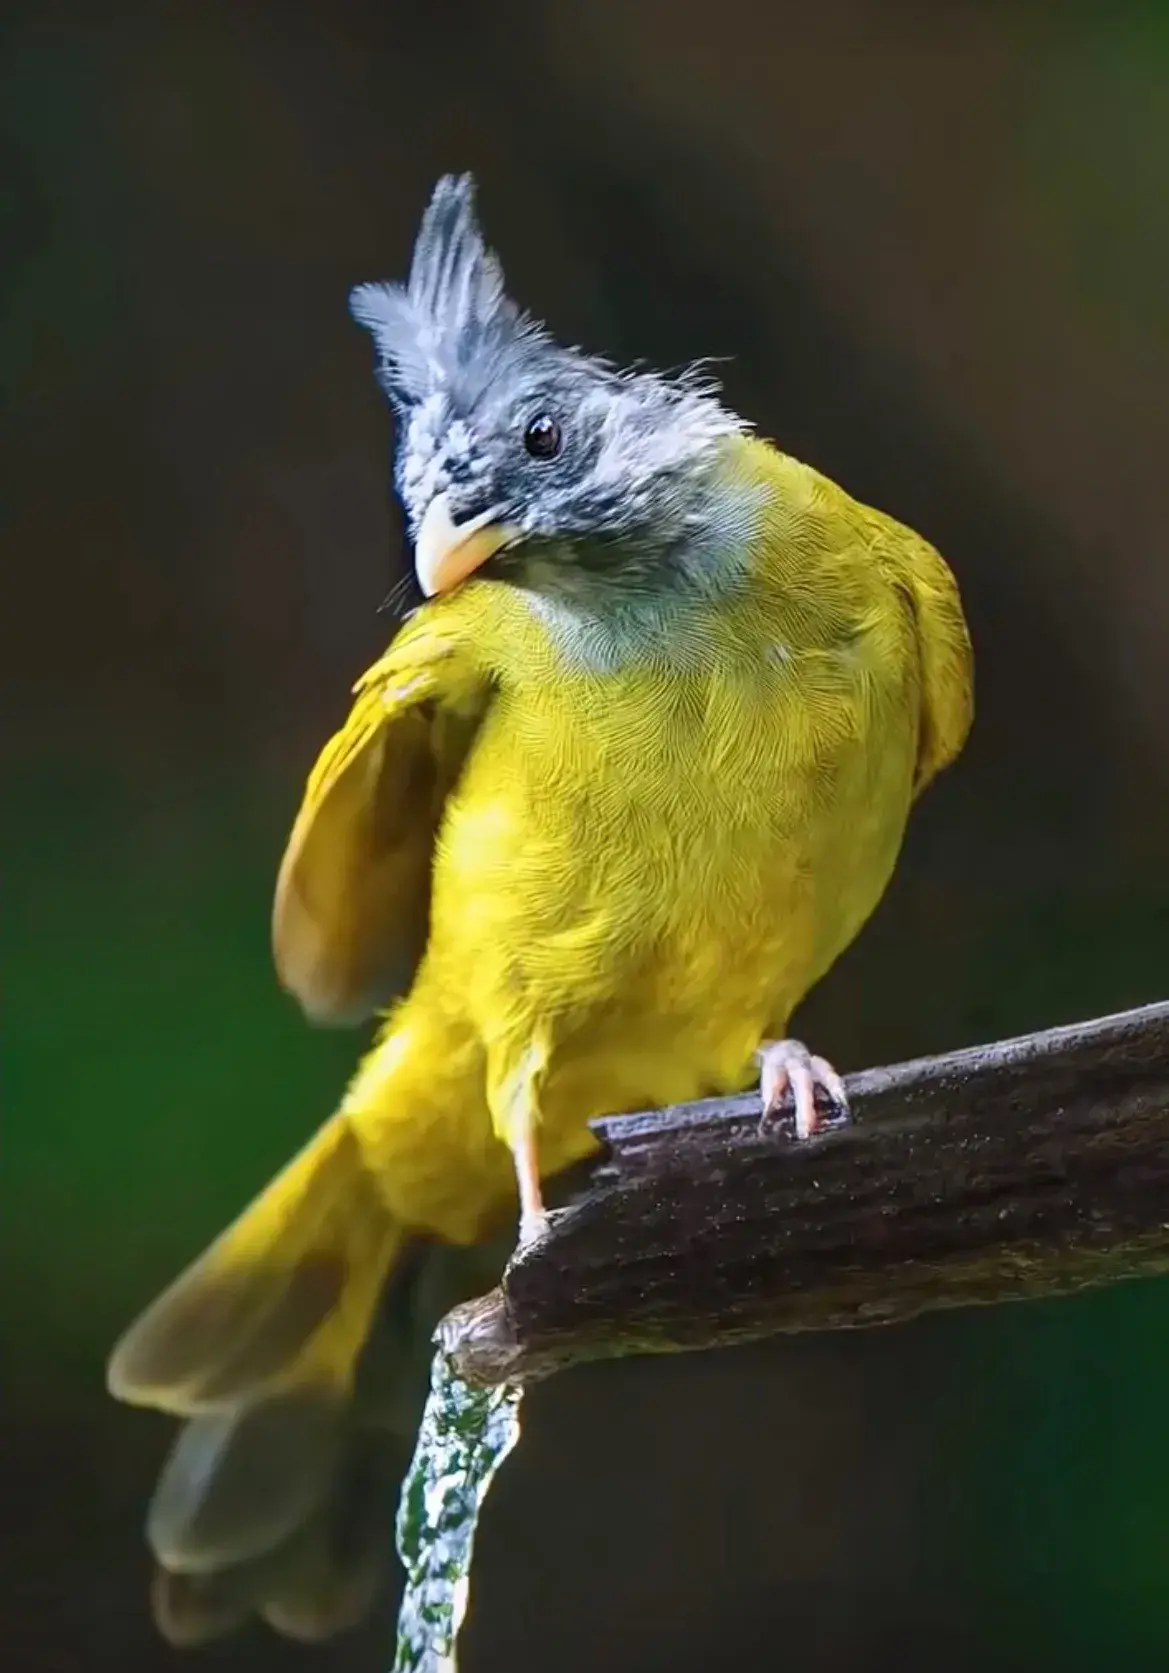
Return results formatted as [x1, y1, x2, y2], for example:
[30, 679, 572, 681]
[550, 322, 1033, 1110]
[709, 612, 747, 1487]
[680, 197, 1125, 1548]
[350, 174, 548, 409]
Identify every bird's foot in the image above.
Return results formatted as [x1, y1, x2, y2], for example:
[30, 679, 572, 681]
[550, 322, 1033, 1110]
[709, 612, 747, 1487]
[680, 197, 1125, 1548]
[517, 1207, 549, 1249]
[758, 1038, 850, 1140]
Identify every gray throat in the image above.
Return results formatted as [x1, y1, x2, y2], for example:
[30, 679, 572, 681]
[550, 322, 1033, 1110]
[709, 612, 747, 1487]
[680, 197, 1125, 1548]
[510, 472, 764, 673]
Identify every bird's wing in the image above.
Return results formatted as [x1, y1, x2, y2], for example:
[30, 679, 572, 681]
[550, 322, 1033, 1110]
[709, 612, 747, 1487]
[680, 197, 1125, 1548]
[272, 611, 491, 1025]
[893, 536, 975, 798]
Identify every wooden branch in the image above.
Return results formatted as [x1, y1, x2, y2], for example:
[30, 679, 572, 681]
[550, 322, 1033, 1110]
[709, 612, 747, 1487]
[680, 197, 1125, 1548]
[440, 1001, 1169, 1385]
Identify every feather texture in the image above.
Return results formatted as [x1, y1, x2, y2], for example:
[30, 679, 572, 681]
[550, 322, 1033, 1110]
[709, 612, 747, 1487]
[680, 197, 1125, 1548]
[271, 433, 970, 1243]
[349, 174, 540, 410]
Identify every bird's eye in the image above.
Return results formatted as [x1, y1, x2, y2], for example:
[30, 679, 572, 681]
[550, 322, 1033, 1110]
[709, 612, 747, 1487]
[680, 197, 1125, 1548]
[523, 413, 562, 460]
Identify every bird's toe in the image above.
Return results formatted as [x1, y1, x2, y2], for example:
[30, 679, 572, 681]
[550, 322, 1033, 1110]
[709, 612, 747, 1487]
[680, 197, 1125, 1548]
[758, 1038, 850, 1140]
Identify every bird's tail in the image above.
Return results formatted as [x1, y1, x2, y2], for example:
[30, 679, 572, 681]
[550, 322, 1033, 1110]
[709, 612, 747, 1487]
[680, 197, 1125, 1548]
[136, 1229, 522, 1646]
[106, 1111, 408, 1638]
[109, 1111, 401, 1419]
[108, 1124, 595, 1645]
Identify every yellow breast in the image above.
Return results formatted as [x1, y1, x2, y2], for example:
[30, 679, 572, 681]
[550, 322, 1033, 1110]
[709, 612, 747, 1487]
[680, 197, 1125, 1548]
[423, 450, 924, 1129]
[341, 436, 970, 1239]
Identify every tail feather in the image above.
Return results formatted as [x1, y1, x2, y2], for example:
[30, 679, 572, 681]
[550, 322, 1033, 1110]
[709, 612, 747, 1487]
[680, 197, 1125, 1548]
[119, 1151, 599, 1645]
[148, 1416, 403, 1647]
[147, 1390, 345, 1574]
[151, 1565, 254, 1648]
[108, 1113, 402, 1415]
[257, 1425, 403, 1642]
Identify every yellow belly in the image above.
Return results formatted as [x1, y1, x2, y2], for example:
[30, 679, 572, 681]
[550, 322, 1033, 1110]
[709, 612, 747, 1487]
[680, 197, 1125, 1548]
[348, 632, 920, 1242]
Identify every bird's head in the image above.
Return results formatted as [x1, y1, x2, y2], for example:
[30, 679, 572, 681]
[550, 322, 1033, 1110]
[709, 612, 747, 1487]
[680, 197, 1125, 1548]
[350, 174, 747, 602]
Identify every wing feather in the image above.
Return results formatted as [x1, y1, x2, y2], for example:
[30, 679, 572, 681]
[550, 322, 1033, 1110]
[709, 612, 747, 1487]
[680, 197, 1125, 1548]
[272, 617, 489, 1024]
[892, 538, 974, 797]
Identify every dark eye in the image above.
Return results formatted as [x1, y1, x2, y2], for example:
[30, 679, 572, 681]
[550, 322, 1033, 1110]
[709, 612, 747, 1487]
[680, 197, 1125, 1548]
[523, 413, 562, 460]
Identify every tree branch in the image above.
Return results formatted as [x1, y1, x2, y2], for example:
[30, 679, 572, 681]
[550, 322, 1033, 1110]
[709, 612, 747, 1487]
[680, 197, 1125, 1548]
[439, 1001, 1169, 1385]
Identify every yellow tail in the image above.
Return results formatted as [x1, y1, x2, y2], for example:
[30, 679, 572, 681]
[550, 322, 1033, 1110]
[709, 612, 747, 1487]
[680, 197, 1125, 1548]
[108, 1113, 403, 1417]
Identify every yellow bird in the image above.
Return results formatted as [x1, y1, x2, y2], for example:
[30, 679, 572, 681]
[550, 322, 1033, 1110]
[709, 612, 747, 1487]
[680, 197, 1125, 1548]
[109, 174, 973, 1640]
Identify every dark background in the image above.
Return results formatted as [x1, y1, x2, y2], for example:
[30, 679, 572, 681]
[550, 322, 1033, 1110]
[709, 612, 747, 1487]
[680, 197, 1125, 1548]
[6, 2, 1169, 1669]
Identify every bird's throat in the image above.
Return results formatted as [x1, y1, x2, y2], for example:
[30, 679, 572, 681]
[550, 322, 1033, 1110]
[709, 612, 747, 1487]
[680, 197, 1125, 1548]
[509, 478, 763, 673]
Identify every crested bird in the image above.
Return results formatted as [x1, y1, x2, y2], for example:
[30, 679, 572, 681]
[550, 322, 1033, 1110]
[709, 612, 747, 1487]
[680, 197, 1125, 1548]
[108, 173, 973, 1642]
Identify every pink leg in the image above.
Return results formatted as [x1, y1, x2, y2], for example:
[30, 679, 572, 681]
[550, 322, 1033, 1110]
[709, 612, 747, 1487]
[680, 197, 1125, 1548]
[511, 1112, 548, 1248]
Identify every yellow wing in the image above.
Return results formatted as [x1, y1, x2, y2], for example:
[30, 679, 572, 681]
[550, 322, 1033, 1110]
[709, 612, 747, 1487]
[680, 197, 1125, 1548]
[272, 609, 491, 1025]
[892, 534, 974, 798]
[728, 437, 972, 803]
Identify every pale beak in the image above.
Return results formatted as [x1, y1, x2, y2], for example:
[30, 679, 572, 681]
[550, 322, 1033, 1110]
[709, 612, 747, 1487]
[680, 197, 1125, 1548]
[413, 492, 520, 597]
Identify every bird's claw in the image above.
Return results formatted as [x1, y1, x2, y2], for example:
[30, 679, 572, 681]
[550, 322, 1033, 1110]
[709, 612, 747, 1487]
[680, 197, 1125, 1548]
[517, 1208, 549, 1249]
[758, 1038, 850, 1140]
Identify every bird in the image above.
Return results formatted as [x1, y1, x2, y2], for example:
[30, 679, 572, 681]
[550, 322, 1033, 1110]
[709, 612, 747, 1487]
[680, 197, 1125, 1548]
[107, 172, 973, 1642]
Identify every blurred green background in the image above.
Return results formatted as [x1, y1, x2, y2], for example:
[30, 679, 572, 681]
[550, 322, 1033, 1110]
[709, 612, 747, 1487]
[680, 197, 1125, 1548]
[5, 2, 1169, 1669]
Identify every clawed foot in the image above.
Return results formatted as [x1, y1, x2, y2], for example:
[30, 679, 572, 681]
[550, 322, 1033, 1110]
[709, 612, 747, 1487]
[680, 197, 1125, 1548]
[517, 1208, 549, 1249]
[758, 1038, 850, 1140]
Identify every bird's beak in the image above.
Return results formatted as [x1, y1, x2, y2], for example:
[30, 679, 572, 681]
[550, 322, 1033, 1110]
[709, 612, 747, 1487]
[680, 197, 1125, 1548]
[414, 493, 520, 597]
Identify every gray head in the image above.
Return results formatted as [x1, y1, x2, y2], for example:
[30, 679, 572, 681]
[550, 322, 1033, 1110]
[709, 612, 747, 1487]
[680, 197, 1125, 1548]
[350, 174, 747, 601]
